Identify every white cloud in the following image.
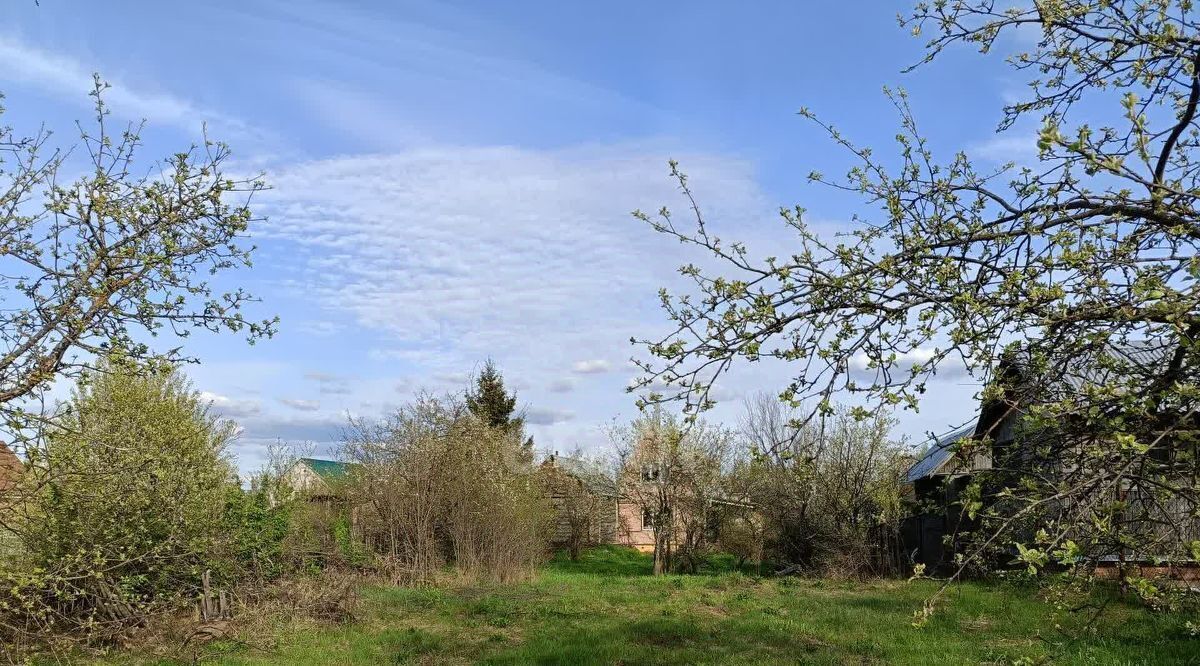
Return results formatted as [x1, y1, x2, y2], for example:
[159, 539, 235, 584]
[433, 372, 471, 387]
[626, 375, 675, 393]
[304, 371, 352, 395]
[279, 398, 321, 412]
[572, 359, 612, 374]
[199, 391, 262, 419]
[849, 348, 937, 372]
[970, 132, 1036, 165]
[622, 375, 741, 404]
[848, 347, 971, 380]
[254, 145, 770, 446]
[236, 411, 345, 442]
[297, 320, 345, 337]
[304, 371, 341, 382]
[258, 145, 764, 355]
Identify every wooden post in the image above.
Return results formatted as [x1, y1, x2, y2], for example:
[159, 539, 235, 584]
[200, 570, 212, 621]
[198, 570, 234, 620]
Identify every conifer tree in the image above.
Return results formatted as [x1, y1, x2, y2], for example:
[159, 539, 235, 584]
[466, 360, 524, 433]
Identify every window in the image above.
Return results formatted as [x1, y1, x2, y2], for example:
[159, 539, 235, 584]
[640, 464, 660, 482]
[641, 507, 655, 531]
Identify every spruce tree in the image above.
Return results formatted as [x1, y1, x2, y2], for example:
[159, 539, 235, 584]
[466, 359, 523, 432]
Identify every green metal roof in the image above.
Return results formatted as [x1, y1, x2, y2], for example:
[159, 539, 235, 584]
[300, 458, 351, 481]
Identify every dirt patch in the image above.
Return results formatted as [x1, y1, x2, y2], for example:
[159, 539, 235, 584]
[961, 614, 993, 631]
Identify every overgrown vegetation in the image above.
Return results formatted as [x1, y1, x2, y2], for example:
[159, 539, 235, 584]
[612, 408, 738, 575]
[98, 547, 1200, 665]
[0, 76, 278, 659]
[632, 0, 1200, 598]
[0, 363, 556, 659]
[8, 2, 1200, 661]
[735, 395, 911, 578]
[340, 390, 551, 586]
[0, 363, 290, 657]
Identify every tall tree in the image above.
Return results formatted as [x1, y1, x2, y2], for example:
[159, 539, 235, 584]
[633, 2, 1200, 593]
[466, 359, 524, 433]
[0, 78, 276, 442]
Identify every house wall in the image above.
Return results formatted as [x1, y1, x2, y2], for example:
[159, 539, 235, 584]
[546, 494, 618, 545]
[905, 474, 977, 571]
[0, 443, 22, 493]
[283, 462, 329, 496]
[616, 500, 655, 552]
[539, 462, 618, 547]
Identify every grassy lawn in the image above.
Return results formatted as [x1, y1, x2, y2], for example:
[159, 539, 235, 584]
[109, 547, 1199, 665]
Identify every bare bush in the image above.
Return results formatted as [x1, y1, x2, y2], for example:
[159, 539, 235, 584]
[340, 392, 551, 585]
[539, 453, 614, 561]
[273, 572, 360, 624]
[738, 394, 910, 577]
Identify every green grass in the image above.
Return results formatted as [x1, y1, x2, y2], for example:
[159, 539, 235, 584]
[108, 547, 1200, 665]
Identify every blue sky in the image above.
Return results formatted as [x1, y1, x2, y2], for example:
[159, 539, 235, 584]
[0, 1, 1031, 471]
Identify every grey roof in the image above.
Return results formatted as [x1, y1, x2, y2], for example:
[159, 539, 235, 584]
[547, 456, 618, 496]
[905, 423, 977, 483]
[1007, 339, 1178, 399]
[905, 339, 1184, 483]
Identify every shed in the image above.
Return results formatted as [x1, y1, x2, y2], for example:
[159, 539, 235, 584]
[284, 457, 353, 500]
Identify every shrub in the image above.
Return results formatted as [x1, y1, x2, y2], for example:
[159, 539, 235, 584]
[222, 484, 292, 583]
[612, 408, 736, 575]
[737, 395, 909, 577]
[341, 392, 552, 584]
[0, 362, 243, 652]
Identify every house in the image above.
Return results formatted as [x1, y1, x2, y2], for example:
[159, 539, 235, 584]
[541, 452, 754, 555]
[904, 341, 1199, 572]
[539, 454, 619, 549]
[282, 457, 353, 501]
[902, 423, 985, 568]
[0, 442, 22, 494]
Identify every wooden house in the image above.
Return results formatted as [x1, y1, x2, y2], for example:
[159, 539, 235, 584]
[904, 341, 1199, 572]
[539, 454, 619, 548]
[902, 423, 986, 569]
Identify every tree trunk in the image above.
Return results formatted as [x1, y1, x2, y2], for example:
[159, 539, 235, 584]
[653, 527, 671, 575]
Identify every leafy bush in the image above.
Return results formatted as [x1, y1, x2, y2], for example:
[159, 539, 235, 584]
[222, 484, 292, 583]
[0, 363, 248, 653]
